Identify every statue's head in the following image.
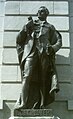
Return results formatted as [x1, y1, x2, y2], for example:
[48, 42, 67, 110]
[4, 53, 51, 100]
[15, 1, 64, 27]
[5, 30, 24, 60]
[37, 6, 49, 21]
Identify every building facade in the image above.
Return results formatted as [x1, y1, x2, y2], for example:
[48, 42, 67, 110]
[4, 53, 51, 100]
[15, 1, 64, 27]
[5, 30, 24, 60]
[0, 0, 73, 119]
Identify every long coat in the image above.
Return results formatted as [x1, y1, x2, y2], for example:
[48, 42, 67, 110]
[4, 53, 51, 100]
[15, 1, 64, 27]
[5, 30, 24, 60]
[16, 19, 62, 105]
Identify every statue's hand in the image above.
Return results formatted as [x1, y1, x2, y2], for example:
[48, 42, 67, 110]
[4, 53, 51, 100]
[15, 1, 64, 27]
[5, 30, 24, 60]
[25, 16, 34, 35]
[26, 17, 33, 28]
[46, 45, 55, 55]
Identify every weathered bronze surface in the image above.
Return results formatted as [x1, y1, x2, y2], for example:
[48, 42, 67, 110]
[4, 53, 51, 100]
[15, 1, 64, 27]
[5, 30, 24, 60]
[14, 6, 62, 110]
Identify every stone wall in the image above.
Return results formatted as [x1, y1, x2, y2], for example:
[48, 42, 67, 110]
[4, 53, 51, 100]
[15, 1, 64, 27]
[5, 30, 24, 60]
[0, 0, 73, 119]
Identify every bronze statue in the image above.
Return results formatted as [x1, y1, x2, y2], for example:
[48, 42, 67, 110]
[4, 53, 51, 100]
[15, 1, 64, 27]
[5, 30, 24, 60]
[15, 6, 62, 110]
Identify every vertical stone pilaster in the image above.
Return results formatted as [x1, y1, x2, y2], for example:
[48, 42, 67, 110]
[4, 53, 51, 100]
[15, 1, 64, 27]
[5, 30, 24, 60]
[69, 1, 73, 67]
[68, 0, 73, 108]
[0, 0, 5, 106]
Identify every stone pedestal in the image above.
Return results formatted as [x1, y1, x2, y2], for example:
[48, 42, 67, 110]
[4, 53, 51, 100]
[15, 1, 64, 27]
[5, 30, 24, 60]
[14, 109, 52, 117]
[9, 109, 60, 119]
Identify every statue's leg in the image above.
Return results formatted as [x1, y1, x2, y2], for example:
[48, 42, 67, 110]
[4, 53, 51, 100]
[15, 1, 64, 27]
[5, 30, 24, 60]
[23, 52, 41, 109]
[40, 53, 53, 107]
[14, 59, 31, 110]
[15, 51, 41, 109]
[16, 58, 34, 109]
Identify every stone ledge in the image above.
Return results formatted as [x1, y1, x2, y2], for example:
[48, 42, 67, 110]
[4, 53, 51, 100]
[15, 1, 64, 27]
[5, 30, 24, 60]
[9, 116, 60, 119]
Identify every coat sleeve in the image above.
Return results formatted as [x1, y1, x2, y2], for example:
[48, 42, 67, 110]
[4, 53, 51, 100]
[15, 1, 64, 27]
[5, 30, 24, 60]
[16, 25, 27, 64]
[16, 25, 27, 45]
[50, 25, 62, 53]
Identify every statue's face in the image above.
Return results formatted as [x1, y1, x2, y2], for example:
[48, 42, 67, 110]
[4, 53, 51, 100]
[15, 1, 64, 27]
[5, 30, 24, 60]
[38, 7, 47, 21]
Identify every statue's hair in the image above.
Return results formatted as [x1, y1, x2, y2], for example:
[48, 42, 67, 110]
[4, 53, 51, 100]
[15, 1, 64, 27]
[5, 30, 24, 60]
[38, 6, 49, 16]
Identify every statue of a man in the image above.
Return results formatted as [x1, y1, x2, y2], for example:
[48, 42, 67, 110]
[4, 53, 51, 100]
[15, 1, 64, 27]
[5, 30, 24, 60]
[15, 6, 62, 110]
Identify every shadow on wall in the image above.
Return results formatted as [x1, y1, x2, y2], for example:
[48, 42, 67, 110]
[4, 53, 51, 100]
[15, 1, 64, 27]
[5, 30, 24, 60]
[56, 51, 70, 65]
[55, 52, 71, 81]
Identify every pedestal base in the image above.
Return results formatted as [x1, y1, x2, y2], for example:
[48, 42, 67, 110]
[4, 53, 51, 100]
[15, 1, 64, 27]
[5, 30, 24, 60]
[14, 109, 52, 117]
[9, 116, 60, 119]
[10, 109, 60, 119]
